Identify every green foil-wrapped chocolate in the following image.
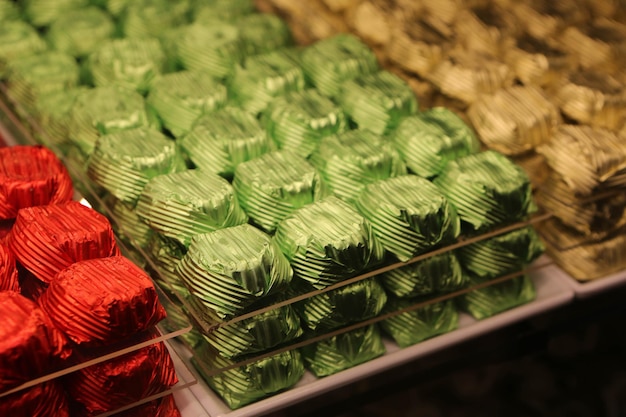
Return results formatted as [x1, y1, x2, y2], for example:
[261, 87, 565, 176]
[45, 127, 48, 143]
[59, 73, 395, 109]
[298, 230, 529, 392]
[0, 0, 20, 22]
[380, 299, 458, 348]
[380, 252, 466, 298]
[121, 0, 190, 38]
[0, 21, 47, 78]
[176, 224, 293, 316]
[111, 198, 155, 250]
[339, 70, 418, 135]
[310, 129, 407, 203]
[33, 88, 86, 146]
[147, 70, 228, 137]
[433, 150, 536, 233]
[136, 170, 248, 247]
[458, 226, 545, 280]
[356, 175, 461, 262]
[235, 14, 292, 56]
[460, 274, 536, 320]
[300, 34, 378, 97]
[263, 89, 348, 158]
[87, 127, 186, 206]
[179, 108, 273, 178]
[191, 0, 255, 22]
[103, 0, 130, 17]
[46, 7, 115, 58]
[147, 233, 189, 298]
[233, 150, 326, 233]
[88, 38, 167, 94]
[392, 110, 481, 178]
[23, 0, 89, 27]
[193, 340, 304, 410]
[301, 324, 385, 377]
[274, 196, 385, 289]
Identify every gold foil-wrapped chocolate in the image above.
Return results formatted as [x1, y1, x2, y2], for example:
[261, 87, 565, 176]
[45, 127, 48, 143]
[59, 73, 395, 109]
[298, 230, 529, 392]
[386, 20, 446, 79]
[453, 5, 519, 57]
[557, 17, 626, 69]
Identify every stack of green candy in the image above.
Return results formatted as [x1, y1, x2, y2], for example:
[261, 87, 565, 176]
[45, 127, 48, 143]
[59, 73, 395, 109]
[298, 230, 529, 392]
[22, 0, 89, 27]
[0, 21, 47, 79]
[0, 0, 19, 22]
[191, 0, 255, 22]
[121, 0, 190, 38]
[32, 88, 86, 147]
[46, 7, 115, 59]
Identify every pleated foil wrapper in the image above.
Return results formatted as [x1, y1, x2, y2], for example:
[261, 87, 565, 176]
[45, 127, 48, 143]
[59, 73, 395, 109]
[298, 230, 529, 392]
[338, 70, 418, 135]
[121, 0, 190, 38]
[510, 2, 563, 41]
[300, 34, 378, 97]
[461, 274, 536, 320]
[392, 108, 480, 179]
[179, 108, 272, 178]
[111, 198, 155, 250]
[147, 233, 189, 298]
[102, 0, 131, 17]
[68, 86, 154, 157]
[263, 89, 348, 158]
[146, 70, 228, 138]
[274, 196, 385, 289]
[22, 0, 89, 27]
[557, 17, 626, 69]
[356, 175, 461, 262]
[116, 394, 181, 417]
[0, 292, 70, 392]
[380, 299, 459, 348]
[310, 129, 406, 203]
[87, 38, 168, 94]
[380, 251, 466, 298]
[301, 324, 385, 377]
[65, 341, 178, 416]
[191, 0, 255, 22]
[233, 150, 326, 233]
[193, 339, 305, 410]
[33, 88, 86, 147]
[0, 145, 74, 220]
[38, 256, 166, 346]
[0, 381, 70, 417]
[0, 21, 47, 79]
[46, 7, 115, 58]
[176, 224, 293, 317]
[229, 50, 306, 115]
[454, 5, 520, 57]
[293, 277, 387, 332]
[235, 13, 292, 56]
[458, 226, 545, 280]
[9, 201, 120, 284]
[0, 0, 20, 22]
[0, 243, 19, 292]
[87, 127, 186, 206]
[537, 125, 626, 197]
[433, 150, 536, 233]
[136, 170, 248, 247]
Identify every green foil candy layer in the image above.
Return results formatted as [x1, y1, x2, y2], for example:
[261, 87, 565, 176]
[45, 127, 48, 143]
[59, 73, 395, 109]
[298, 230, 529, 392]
[0, 1, 21, 22]
[23, 0, 89, 27]
[356, 175, 461, 262]
[0, 21, 47, 79]
[301, 324, 385, 377]
[235, 14, 292, 56]
[191, 0, 255, 22]
[147, 233, 189, 298]
[111, 198, 155, 249]
[122, 0, 190, 38]
[46, 7, 115, 58]
[310, 129, 407, 203]
[233, 150, 326, 233]
[460, 274, 536, 320]
[33, 88, 86, 146]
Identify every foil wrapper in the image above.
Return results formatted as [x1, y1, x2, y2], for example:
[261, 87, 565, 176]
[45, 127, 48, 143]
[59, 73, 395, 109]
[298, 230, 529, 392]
[177, 224, 293, 317]
[116, 394, 181, 417]
[310, 129, 406, 203]
[380, 252, 466, 298]
[46, 7, 115, 58]
[87, 38, 168, 94]
[147, 70, 228, 138]
[193, 339, 305, 410]
[460, 274, 536, 320]
[0, 381, 70, 417]
[236, 13, 292, 56]
[262, 89, 348, 158]
[33, 88, 86, 147]
[0, 243, 18, 292]
[87, 127, 186, 206]
[511, 2, 562, 40]
[387, 20, 447, 79]
[301, 324, 385, 377]
[233, 150, 326, 233]
[23, 0, 89, 27]
[121, 0, 190, 38]
[433, 150, 536, 233]
[66, 341, 178, 416]
[453, 5, 519, 56]
[0, 0, 20, 22]
[338, 70, 418, 135]
[191, 0, 255, 22]
[179, 108, 272, 178]
[9, 201, 119, 284]
[103, 0, 131, 17]
[458, 226, 545, 279]
[557, 17, 626, 69]
[274, 196, 385, 289]
[380, 299, 459, 348]
[39, 256, 166, 345]
[0, 22, 47, 79]
[300, 34, 378, 97]
[111, 198, 155, 250]
[356, 175, 461, 262]
[229, 49, 306, 115]
[0, 145, 74, 220]
[392, 108, 480, 178]
[136, 170, 248, 247]
[147, 233, 189, 298]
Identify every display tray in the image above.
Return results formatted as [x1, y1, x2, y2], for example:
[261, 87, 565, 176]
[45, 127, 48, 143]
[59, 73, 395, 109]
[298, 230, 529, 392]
[549, 266, 626, 299]
[171, 259, 575, 417]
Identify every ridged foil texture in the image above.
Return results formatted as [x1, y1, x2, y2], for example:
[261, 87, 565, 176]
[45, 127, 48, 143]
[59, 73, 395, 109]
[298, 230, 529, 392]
[33, 88, 86, 147]
[0, 21, 47, 79]
[191, 0, 255, 22]
[0, 381, 70, 417]
[121, 0, 190, 38]
[147, 233, 189, 298]
[46, 7, 115, 58]
[23, 0, 89, 27]
[111, 198, 155, 250]
[235, 13, 292, 56]
[0, 0, 20, 22]
[0, 243, 18, 292]
[460, 274, 536, 320]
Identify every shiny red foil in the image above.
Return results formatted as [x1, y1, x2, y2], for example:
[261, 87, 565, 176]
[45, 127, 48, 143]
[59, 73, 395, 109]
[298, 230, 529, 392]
[17, 266, 48, 301]
[0, 243, 19, 292]
[0, 380, 70, 417]
[66, 341, 178, 416]
[8, 201, 120, 284]
[38, 256, 167, 346]
[116, 394, 182, 417]
[0, 292, 71, 392]
[0, 145, 73, 220]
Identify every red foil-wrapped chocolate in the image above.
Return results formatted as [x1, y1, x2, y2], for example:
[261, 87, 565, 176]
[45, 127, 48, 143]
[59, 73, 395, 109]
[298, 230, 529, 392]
[0, 145, 73, 220]
[0, 243, 19, 292]
[38, 256, 167, 345]
[116, 394, 182, 417]
[17, 266, 48, 301]
[0, 291, 70, 392]
[9, 201, 120, 284]
[0, 380, 70, 417]
[66, 341, 178, 416]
